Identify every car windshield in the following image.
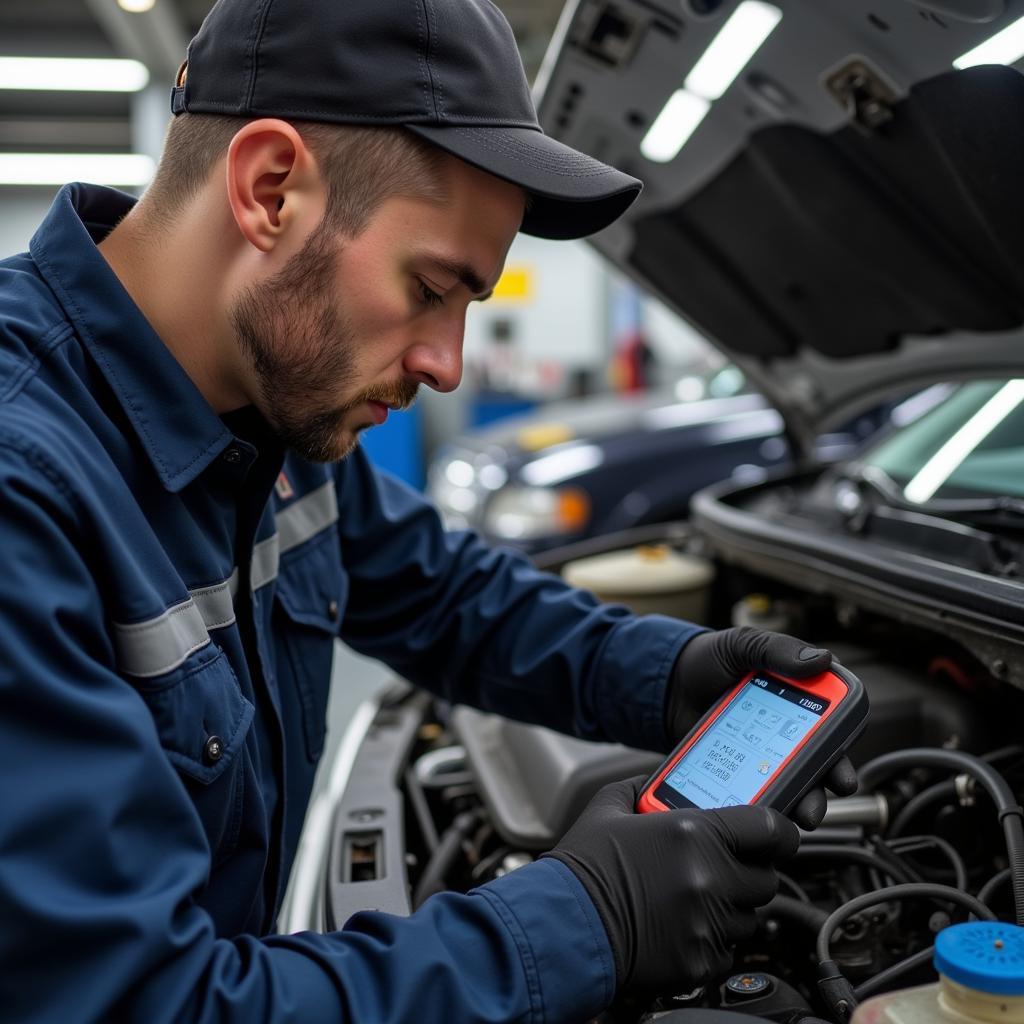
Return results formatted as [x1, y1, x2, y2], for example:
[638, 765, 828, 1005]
[863, 379, 1024, 503]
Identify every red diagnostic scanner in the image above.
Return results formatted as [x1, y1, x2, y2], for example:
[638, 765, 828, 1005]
[638, 665, 868, 816]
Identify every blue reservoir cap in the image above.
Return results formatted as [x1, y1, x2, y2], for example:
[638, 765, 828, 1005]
[934, 922, 1024, 996]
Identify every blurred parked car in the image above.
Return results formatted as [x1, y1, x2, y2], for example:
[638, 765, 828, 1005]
[428, 365, 785, 550]
[429, 365, 885, 552]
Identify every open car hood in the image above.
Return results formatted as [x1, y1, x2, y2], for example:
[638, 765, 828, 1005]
[535, 0, 1024, 454]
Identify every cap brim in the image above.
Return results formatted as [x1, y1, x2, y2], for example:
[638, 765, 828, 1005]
[405, 123, 642, 240]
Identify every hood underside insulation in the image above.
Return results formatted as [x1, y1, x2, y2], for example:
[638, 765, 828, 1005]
[629, 66, 1024, 362]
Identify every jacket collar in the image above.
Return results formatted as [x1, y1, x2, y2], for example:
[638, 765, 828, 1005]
[29, 183, 234, 492]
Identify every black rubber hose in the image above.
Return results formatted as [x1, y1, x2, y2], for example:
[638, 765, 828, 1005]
[887, 835, 967, 892]
[817, 884, 998, 1021]
[859, 749, 1024, 925]
[757, 892, 827, 933]
[758, 893, 829, 932]
[888, 745, 1022, 838]
[794, 844, 918, 886]
[867, 838, 925, 885]
[799, 826, 865, 845]
[777, 870, 812, 903]
[853, 947, 934, 1002]
[815, 883, 996, 963]
[412, 810, 481, 909]
[890, 779, 960, 839]
[978, 867, 1013, 908]
[470, 844, 513, 882]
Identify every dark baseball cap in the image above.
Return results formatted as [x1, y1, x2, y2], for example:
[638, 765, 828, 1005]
[170, 0, 642, 240]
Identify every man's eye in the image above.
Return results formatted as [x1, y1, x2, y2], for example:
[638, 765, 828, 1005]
[418, 280, 444, 307]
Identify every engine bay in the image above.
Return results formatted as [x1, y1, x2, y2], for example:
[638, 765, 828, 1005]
[326, 528, 1024, 1023]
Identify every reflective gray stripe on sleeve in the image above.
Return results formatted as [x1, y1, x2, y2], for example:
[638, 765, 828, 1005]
[276, 481, 339, 554]
[250, 481, 340, 591]
[250, 533, 280, 592]
[189, 578, 236, 630]
[114, 578, 237, 678]
[114, 484, 338, 676]
[113, 597, 212, 679]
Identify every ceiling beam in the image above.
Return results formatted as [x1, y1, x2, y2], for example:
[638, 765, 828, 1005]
[0, 117, 130, 148]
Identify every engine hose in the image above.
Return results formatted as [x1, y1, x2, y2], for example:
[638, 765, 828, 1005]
[888, 745, 1023, 838]
[794, 844, 919, 886]
[889, 779, 960, 839]
[758, 893, 829, 932]
[777, 871, 812, 903]
[412, 809, 482, 910]
[816, 883, 996, 964]
[859, 749, 1024, 925]
[886, 834, 967, 892]
[978, 867, 1013, 908]
[800, 826, 866, 845]
[815, 884, 996, 1022]
[853, 946, 934, 1002]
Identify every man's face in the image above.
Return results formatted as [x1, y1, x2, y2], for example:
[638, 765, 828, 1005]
[231, 155, 524, 462]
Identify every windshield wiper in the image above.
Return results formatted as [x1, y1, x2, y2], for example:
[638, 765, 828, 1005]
[831, 464, 1024, 552]
[837, 463, 1024, 523]
[834, 465, 1024, 577]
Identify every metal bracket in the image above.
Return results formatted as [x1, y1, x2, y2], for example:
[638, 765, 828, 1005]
[825, 58, 899, 132]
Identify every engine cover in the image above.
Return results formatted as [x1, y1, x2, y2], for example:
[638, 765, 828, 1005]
[452, 706, 661, 849]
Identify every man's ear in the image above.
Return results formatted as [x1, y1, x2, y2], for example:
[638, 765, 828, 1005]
[224, 119, 320, 253]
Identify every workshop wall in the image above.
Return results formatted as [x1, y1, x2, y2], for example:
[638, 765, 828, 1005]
[0, 191, 61, 259]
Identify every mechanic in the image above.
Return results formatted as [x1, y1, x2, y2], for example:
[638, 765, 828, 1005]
[0, 1, 856, 1021]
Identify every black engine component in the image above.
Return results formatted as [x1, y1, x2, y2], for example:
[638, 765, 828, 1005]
[827, 645, 984, 762]
[638, 1011, 772, 1023]
[452, 705, 661, 848]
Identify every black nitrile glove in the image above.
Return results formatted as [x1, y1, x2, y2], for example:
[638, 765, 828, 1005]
[667, 627, 858, 830]
[544, 775, 799, 995]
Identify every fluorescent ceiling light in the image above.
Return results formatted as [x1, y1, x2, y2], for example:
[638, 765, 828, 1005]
[0, 57, 149, 92]
[118, 0, 156, 11]
[641, 89, 711, 163]
[903, 378, 1024, 503]
[954, 14, 1024, 69]
[685, 1, 783, 101]
[642, 1, 781, 164]
[0, 153, 155, 187]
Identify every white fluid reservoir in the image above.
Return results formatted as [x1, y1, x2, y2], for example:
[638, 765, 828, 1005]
[851, 922, 1024, 1023]
[561, 545, 714, 623]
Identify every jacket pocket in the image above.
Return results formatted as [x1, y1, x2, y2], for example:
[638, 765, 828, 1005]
[136, 645, 255, 862]
[274, 529, 347, 763]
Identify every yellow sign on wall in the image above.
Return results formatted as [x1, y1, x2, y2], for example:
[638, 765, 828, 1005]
[492, 265, 533, 302]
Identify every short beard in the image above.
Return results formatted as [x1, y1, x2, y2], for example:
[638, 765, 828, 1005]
[231, 219, 362, 461]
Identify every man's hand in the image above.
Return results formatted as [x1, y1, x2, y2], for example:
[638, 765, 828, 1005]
[666, 627, 858, 830]
[544, 776, 799, 994]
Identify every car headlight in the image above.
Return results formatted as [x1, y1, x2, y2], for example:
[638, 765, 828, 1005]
[428, 453, 509, 530]
[483, 485, 591, 541]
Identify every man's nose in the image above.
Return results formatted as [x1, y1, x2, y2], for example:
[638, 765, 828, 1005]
[402, 319, 465, 394]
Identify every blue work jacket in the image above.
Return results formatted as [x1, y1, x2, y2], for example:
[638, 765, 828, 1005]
[0, 184, 701, 1023]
